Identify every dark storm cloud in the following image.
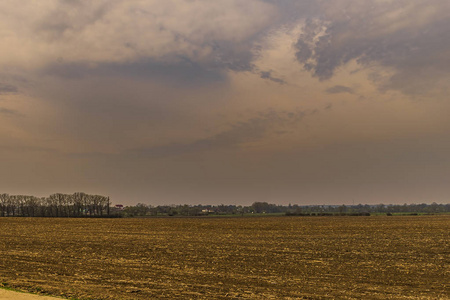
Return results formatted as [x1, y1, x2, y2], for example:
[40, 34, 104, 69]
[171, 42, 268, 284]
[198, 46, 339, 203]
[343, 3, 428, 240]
[131, 108, 317, 158]
[107, 58, 230, 85]
[35, 1, 111, 41]
[40, 41, 256, 84]
[260, 0, 319, 23]
[39, 31, 258, 86]
[0, 83, 18, 94]
[41, 62, 89, 80]
[41, 59, 227, 85]
[293, 1, 450, 93]
[27, 0, 275, 85]
[260, 71, 286, 85]
[4, 1, 450, 93]
[325, 85, 353, 94]
[208, 40, 257, 73]
[0, 108, 19, 115]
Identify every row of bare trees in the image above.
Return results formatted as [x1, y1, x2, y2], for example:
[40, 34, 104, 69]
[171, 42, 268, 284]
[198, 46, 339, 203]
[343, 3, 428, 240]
[0, 193, 110, 217]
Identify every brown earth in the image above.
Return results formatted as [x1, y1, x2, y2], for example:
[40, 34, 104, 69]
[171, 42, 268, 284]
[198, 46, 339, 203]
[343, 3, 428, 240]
[0, 216, 448, 299]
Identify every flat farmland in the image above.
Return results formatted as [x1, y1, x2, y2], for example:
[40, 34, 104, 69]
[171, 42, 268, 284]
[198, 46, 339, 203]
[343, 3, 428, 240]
[0, 216, 448, 299]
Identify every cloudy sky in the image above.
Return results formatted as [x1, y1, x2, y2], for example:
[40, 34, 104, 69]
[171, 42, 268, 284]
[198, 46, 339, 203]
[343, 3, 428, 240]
[1, 0, 449, 205]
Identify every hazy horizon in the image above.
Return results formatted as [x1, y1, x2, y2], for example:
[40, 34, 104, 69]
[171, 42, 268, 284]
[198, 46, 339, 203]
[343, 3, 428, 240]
[1, 1, 449, 206]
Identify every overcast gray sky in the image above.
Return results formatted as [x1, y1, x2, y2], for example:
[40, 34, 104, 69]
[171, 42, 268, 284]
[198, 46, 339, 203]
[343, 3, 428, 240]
[1, 0, 449, 205]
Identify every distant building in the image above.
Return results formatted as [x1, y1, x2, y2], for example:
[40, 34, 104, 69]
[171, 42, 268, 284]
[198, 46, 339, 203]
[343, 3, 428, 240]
[114, 204, 124, 210]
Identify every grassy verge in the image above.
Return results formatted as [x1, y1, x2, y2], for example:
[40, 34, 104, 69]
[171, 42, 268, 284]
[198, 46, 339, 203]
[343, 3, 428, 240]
[0, 283, 81, 300]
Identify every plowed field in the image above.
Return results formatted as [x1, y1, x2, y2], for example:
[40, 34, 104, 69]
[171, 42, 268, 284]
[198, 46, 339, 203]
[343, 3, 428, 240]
[0, 216, 448, 299]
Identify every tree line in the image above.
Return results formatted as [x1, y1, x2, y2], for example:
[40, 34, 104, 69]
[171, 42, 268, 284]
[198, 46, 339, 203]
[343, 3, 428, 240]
[0, 193, 110, 217]
[1, 194, 448, 218]
[119, 201, 450, 217]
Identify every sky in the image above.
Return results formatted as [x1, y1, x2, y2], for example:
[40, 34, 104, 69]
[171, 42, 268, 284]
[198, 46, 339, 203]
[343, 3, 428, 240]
[1, 0, 449, 206]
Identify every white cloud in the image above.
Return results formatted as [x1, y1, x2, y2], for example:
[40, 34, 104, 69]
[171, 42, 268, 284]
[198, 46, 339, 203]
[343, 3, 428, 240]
[0, 0, 277, 69]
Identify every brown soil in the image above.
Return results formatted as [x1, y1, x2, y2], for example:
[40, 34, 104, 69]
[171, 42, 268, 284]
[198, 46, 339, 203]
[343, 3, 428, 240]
[0, 216, 448, 299]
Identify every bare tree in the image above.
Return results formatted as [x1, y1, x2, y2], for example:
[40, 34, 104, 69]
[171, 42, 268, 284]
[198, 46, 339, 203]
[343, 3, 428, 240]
[0, 192, 111, 217]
